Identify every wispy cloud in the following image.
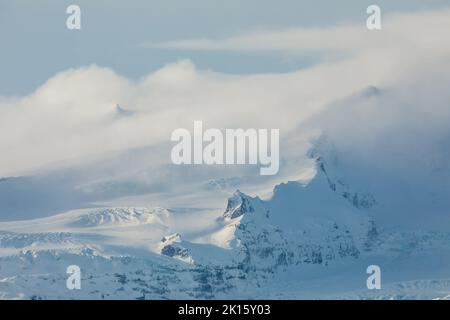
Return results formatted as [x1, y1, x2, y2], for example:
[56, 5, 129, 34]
[147, 9, 450, 57]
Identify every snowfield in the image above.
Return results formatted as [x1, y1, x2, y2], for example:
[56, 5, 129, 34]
[1, 144, 449, 300]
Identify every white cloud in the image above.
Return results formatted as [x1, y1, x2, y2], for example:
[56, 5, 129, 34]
[1, 8, 450, 182]
[150, 9, 450, 57]
[0, 59, 376, 176]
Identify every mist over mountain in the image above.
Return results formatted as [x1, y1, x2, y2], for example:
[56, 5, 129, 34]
[1, 6, 450, 299]
[1, 124, 449, 299]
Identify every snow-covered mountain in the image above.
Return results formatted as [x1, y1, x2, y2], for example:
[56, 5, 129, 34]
[1, 142, 449, 299]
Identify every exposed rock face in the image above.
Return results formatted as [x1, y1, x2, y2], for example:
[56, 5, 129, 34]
[223, 190, 268, 220]
[220, 188, 364, 273]
[159, 233, 194, 264]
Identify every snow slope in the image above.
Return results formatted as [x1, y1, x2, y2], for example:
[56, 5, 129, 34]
[1, 142, 449, 299]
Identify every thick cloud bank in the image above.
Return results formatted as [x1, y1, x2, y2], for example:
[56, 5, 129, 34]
[0, 8, 449, 229]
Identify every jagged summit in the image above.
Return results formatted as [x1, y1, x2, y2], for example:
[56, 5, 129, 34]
[215, 184, 368, 271]
[223, 190, 268, 220]
[307, 135, 377, 210]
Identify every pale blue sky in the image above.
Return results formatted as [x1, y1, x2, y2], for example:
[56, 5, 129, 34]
[1, 0, 449, 95]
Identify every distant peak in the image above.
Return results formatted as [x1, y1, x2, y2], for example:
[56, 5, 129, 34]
[115, 103, 133, 117]
[223, 190, 268, 220]
[361, 85, 381, 98]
